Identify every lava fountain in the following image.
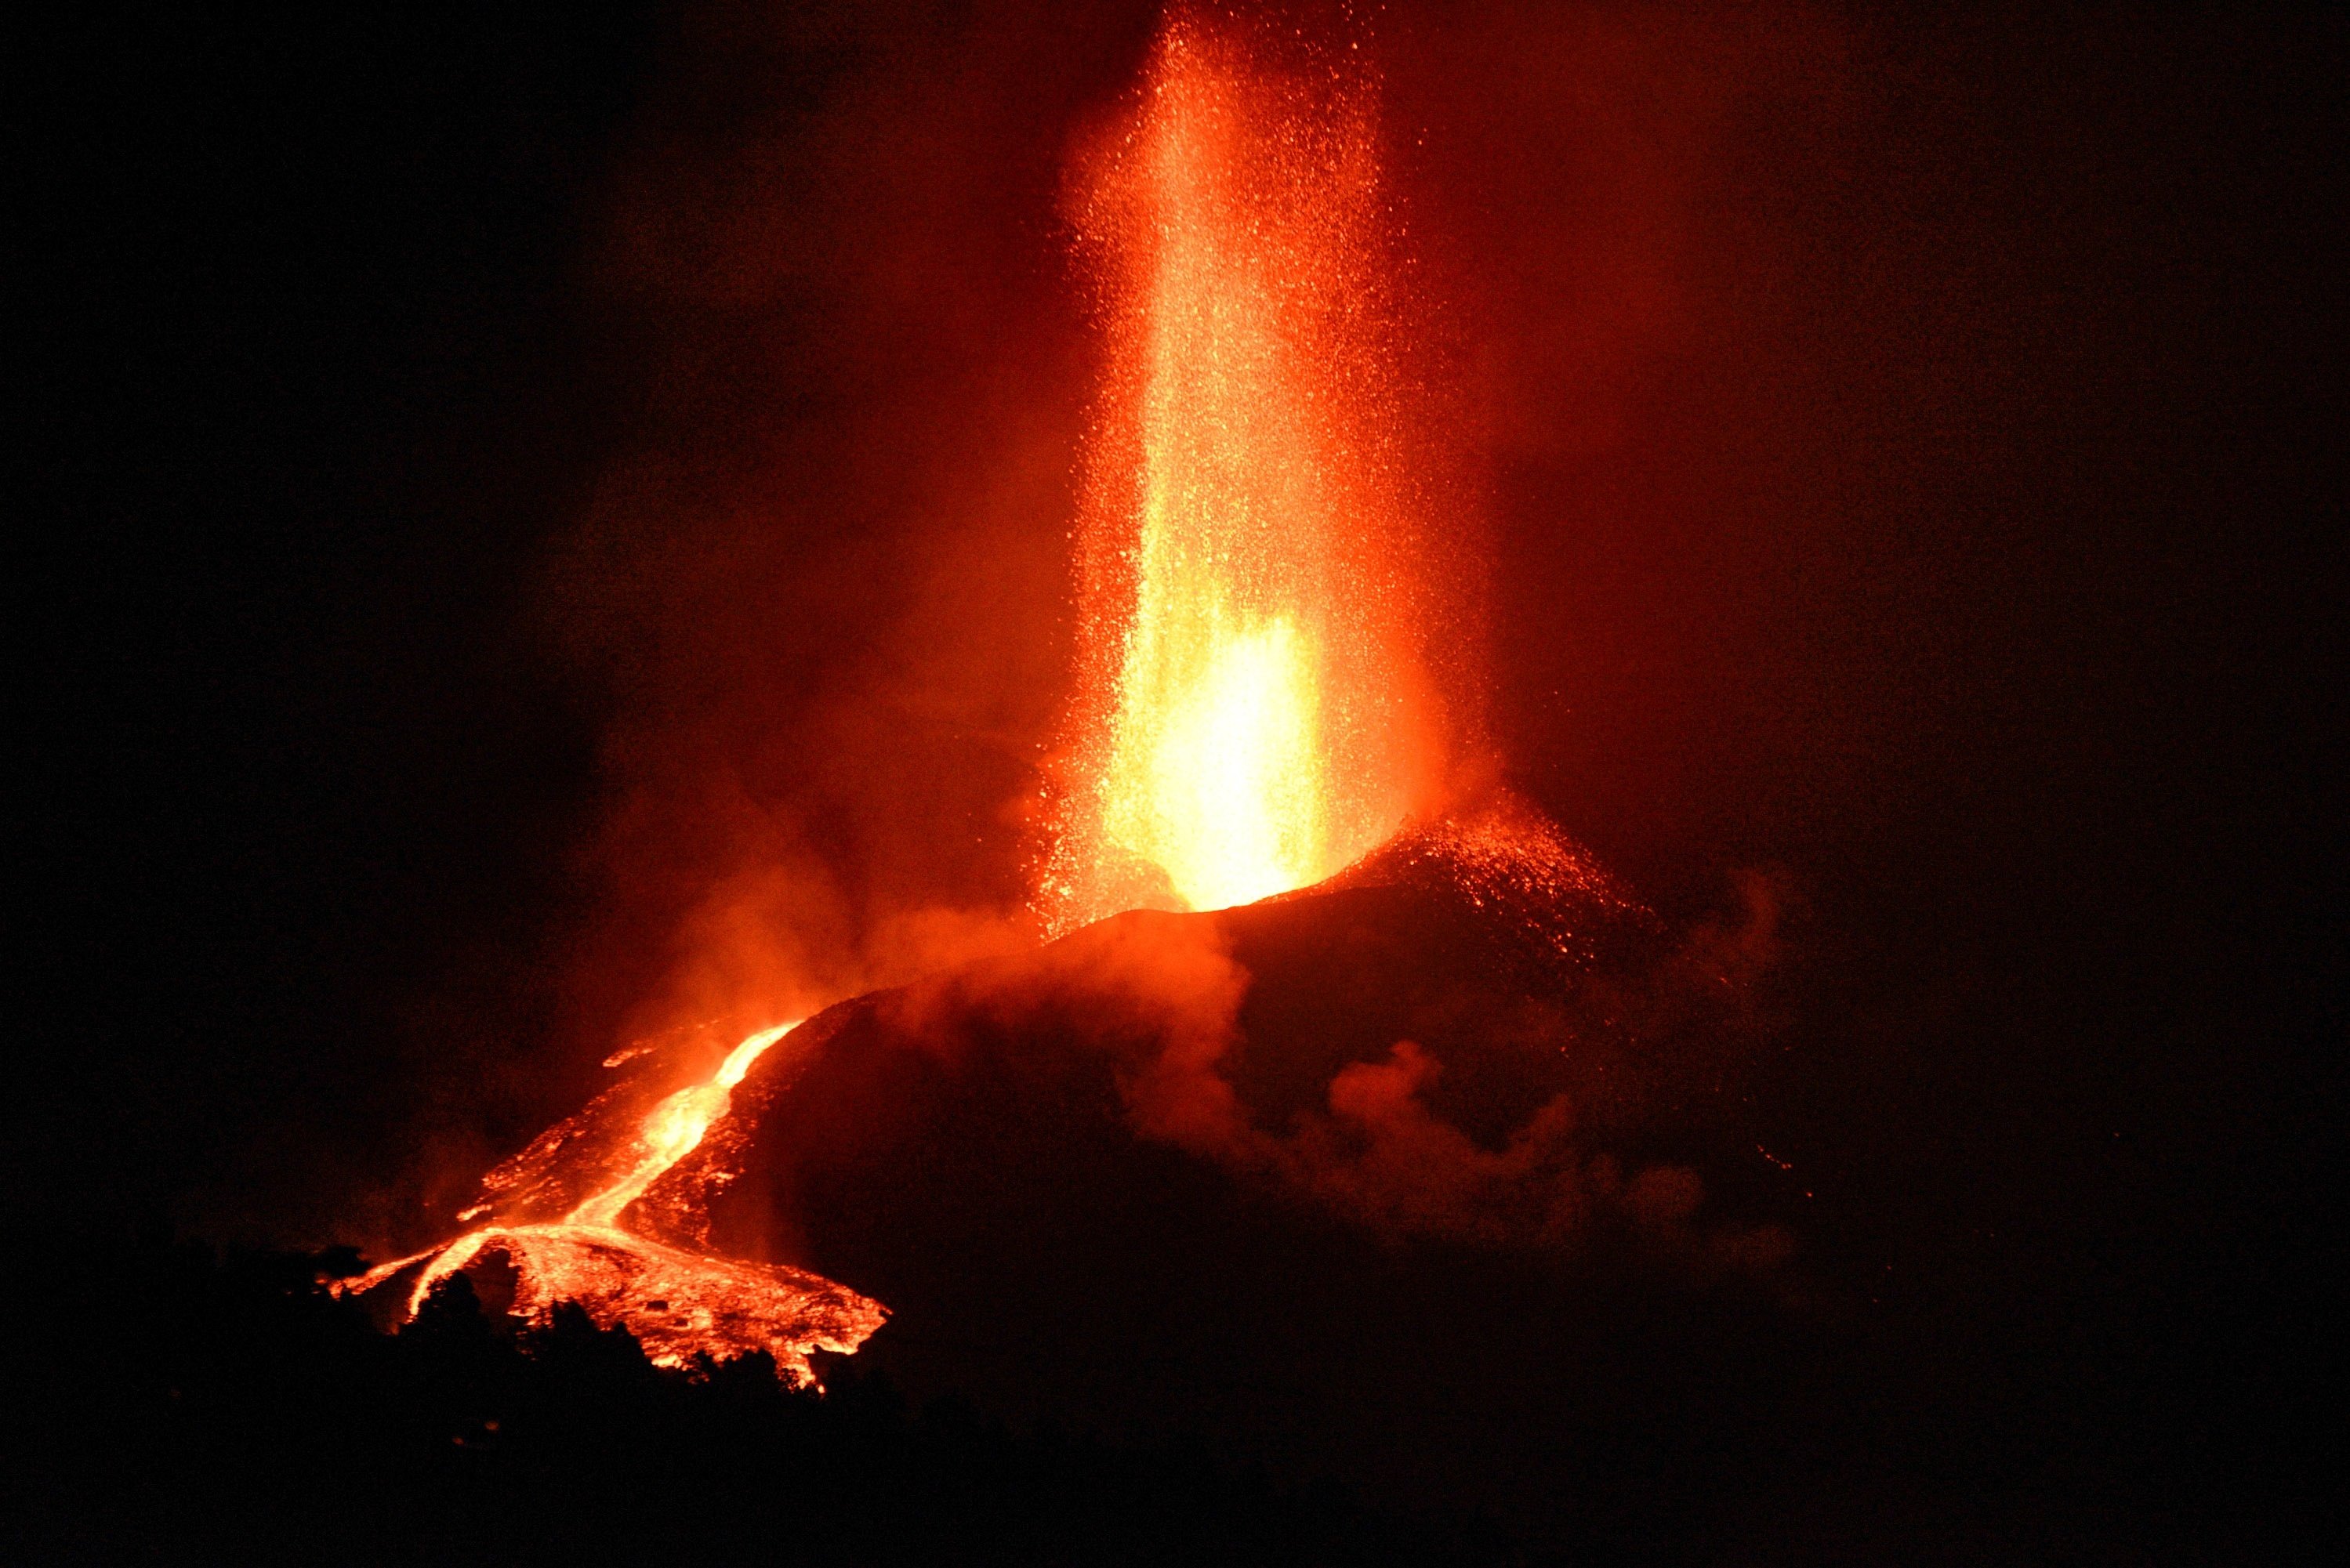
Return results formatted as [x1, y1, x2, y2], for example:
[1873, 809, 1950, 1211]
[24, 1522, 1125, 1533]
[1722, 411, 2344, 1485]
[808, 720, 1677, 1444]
[1039, 15, 1445, 931]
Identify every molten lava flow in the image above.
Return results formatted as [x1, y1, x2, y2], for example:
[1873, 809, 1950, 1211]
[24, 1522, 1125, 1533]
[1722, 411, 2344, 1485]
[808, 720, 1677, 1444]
[564, 1022, 786, 1227]
[340, 1022, 885, 1385]
[1043, 16, 1442, 930]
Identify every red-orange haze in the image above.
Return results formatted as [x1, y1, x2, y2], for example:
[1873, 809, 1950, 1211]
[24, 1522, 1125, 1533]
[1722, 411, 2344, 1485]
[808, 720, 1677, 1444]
[1041, 16, 1446, 931]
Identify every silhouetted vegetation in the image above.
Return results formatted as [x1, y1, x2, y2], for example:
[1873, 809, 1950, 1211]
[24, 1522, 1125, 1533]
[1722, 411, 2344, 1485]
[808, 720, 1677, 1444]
[6, 1228, 1526, 1565]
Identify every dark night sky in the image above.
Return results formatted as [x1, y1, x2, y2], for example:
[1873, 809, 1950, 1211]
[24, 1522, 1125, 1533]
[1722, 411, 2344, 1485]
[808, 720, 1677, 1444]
[17, 0, 2341, 1492]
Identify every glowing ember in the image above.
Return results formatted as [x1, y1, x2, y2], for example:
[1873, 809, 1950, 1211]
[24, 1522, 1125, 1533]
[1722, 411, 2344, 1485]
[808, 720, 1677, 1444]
[1042, 16, 1442, 930]
[341, 1022, 885, 1385]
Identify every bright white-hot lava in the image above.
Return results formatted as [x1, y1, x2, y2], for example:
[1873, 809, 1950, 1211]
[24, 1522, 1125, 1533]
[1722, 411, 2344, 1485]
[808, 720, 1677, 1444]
[563, 1022, 789, 1228]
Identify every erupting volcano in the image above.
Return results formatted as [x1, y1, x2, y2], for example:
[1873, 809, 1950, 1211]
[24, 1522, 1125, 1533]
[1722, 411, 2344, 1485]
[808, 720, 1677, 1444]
[42, 0, 2311, 1556]
[343, 13, 1728, 1414]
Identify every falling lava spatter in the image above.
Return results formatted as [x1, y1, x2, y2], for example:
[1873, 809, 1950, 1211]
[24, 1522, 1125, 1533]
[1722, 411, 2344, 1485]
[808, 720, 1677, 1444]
[1040, 14, 1443, 930]
[340, 1022, 884, 1386]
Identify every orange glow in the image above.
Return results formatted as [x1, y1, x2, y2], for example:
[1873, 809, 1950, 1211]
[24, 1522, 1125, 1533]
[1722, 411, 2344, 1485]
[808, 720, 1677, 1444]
[1042, 15, 1441, 930]
[340, 1021, 885, 1385]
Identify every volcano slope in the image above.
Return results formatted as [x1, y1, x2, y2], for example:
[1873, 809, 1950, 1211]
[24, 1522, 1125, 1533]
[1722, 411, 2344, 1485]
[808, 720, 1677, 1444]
[629, 823, 1814, 1542]
[634, 816, 1825, 1537]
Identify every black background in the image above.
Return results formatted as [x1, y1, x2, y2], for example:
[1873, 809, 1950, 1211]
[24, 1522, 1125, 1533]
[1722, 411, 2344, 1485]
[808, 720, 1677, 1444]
[16, 1, 2341, 1552]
